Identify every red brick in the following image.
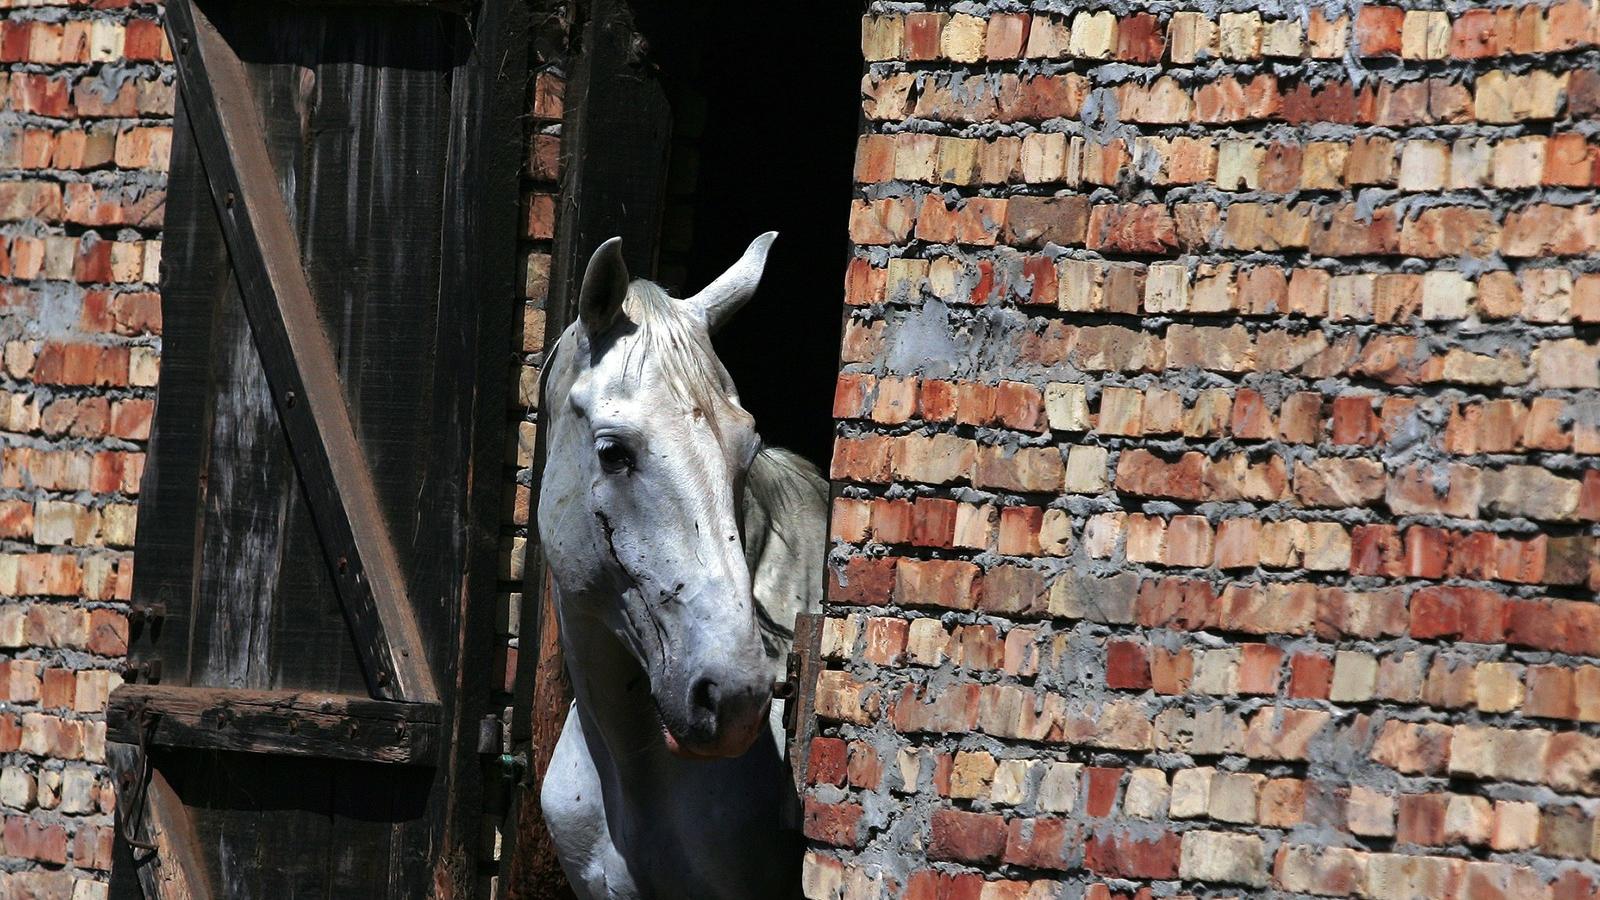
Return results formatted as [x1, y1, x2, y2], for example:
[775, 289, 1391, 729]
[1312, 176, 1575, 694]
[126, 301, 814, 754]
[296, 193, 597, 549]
[87, 608, 128, 656]
[1003, 817, 1074, 870]
[1289, 652, 1334, 700]
[1084, 767, 1120, 817]
[894, 558, 981, 611]
[1083, 829, 1180, 879]
[4, 816, 68, 864]
[73, 823, 114, 871]
[1116, 13, 1165, 63]
[912, 497, 959, 549]
[994, 381, 1044, 432]
[828, 556, 896, 606]
[1238, 644, 1284, 695]
[1105, 640, 1150, 690]
[929, 808, 1007, 864]
[802, 798, 863, 848]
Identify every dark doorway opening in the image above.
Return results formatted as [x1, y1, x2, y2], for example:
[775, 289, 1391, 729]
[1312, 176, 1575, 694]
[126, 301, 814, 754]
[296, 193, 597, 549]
[636, 2, 860, 468]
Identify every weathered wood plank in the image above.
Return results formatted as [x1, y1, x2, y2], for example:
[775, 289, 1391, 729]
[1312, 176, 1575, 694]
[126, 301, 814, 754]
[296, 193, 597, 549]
[108, 743, 215, 900]
[164, 0, 435, 703]
[107, 685, 442, 765]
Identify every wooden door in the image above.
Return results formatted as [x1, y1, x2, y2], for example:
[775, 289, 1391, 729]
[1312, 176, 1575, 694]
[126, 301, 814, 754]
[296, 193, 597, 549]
[106, 1, 526, 897]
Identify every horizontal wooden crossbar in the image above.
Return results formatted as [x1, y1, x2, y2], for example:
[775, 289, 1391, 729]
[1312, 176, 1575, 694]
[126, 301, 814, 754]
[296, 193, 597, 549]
[278, 0, 471, 9]
[108, 685, 443, 766]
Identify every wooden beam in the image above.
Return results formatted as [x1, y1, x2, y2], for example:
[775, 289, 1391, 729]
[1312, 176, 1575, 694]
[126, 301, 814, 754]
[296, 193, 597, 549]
[163, 0, 436, 704]
[277, 0, 470, 9]
[108, 685, 443, 766]
[783, 612, 823, 794]
[108, 743, 215, 900]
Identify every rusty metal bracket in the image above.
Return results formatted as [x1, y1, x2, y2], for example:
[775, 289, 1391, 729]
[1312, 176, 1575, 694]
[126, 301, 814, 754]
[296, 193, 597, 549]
[114, 706, 160, 852]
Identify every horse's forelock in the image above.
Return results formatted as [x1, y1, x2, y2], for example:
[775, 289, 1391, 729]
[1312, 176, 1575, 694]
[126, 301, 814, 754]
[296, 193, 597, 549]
[619, 280, 742, 435]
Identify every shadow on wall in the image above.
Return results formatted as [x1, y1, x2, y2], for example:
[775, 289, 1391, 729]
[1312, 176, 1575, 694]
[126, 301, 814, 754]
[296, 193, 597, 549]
[638, 0, 862, 469]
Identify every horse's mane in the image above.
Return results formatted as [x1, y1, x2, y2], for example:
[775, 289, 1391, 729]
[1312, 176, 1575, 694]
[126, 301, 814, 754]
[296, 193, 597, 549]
[743, 446, 829, 658]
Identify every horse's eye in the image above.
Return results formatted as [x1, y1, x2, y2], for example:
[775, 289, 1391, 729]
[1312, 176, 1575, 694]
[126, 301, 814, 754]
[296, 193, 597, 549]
[596, 437, 634, 475]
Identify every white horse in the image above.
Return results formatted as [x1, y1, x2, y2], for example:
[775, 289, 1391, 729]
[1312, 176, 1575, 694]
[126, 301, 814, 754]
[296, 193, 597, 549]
[537, 233, 828, 899]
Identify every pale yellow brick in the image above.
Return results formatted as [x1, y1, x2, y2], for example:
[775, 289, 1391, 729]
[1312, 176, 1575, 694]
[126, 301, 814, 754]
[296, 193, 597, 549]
[1170, 766, 1214, 818]
[1330, 650, 1378, 703]
[936, 137, 979, 185]
[1123, 768, 1169, 819]
[1179, 831, 1268, 887]
[1218, 12, 1262, 60]
[861, 15, 904, 62]
[1492, 136, 1546, 190]
[1168, 11, 1217, 63]
[1193, 648, 1240, 695]
[1216, 141, 1262, 191]
[1039, 508, 1071, 557]
[1037, 761, 1081, 812]
[1301, 142, 1348, 191]
[1063, 445, 1108, 494]
[1144, 263, 1190, 313]
[950, 750, 996, 799]
[1068, 11, 1116, 59]
[1398, 140, 1448, 192]
[1490, 799, 1540, 850]
[1421, 271, 1473, 320]
[941, 14, 986, 63]
[1020, 132, 1067, 184]
[1057, 258, 1103, 312]
[1475, 662, 1524, 713]
[991, 760, 1030, 806]
[905, 618, 947, 667]
[1044, 383, 1090, 431]
[1261, 19, 1303, 57]
[1347, 785, 1397, 837]
[894, 133, 939, 183]
[1208, 771, 1265, 824]
[1401, 10, 1450, 60]
[1024, 16, 1071, 59]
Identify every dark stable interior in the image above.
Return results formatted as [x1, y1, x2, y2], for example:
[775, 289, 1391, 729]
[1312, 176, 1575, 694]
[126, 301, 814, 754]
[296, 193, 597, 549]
[636, 1, 861, 469]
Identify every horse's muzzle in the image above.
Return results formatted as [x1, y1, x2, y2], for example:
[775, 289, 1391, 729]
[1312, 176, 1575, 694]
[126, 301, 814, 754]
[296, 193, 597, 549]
[659, 671, 772, 758]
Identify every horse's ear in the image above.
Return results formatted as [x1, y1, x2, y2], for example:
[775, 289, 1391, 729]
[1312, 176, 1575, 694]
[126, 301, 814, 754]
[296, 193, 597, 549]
[579, 237, 629, 335]
[688, 231, 776, 334]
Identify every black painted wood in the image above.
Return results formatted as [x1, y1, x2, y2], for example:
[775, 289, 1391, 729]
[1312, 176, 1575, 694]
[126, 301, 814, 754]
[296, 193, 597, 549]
[112, 0, 523, 896]
[546, 0, 673, 322]
[166, 0, 435, 704]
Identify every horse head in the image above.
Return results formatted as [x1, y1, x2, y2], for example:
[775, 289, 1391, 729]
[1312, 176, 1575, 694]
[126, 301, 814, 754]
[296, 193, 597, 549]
[539, 232, 780, 759]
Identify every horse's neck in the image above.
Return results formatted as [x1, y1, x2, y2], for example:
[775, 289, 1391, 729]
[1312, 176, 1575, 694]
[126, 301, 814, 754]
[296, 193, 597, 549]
[557, 594, 666, 781]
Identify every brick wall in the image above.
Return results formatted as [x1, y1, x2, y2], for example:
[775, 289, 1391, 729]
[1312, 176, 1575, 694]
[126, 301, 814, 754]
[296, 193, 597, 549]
[807, 3, 1600, 899]
[0, 1, 170, 897]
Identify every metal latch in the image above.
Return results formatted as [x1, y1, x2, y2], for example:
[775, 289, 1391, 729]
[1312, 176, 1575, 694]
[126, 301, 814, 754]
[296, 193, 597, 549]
[114, 705, 160, 852]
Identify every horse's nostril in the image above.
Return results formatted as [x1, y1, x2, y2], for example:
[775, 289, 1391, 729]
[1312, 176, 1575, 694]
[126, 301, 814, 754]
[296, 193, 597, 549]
[691, 678, 720, 719]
